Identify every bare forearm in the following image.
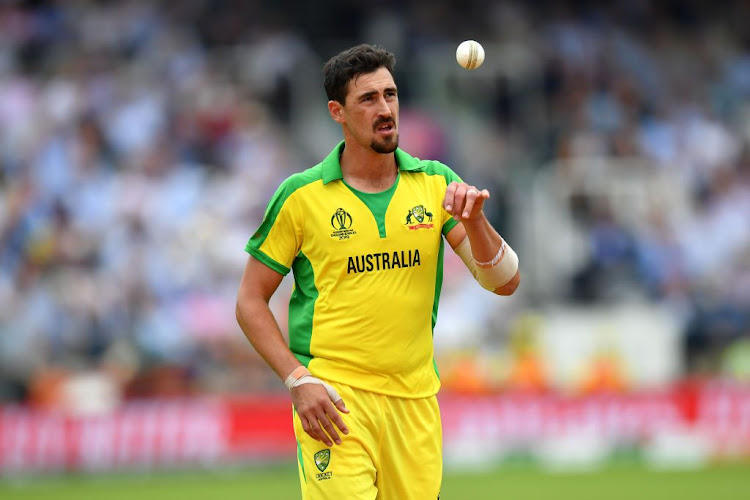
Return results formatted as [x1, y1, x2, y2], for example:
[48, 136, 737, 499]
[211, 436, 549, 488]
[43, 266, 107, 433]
[461, 213, 504, 262]
[235, 296, 301, 381]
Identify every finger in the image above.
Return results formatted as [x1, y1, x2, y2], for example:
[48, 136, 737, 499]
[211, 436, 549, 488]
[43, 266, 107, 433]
[334, 398, 350, 414]
[452, 184, 468, 220]
[317, 411, 342, 445]
[300, 415, 311, 434]
[307, 415, 333, 446]
[323, 382, 343, 405]
[329, 403, 350, 435]
[477, 189, 491, 213]
[301, 415, 322, 443]
[301, 411, 329, 445]
[444, 182, 459, 213]
[462, 188, 479, 219]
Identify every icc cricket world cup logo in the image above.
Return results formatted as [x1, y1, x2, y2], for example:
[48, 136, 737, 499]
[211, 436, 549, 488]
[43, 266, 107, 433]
[331, 208, 352, 230]
[330, 208, 356, 240]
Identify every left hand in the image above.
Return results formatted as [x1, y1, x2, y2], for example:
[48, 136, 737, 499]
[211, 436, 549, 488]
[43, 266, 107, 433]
[443, 181, 490, 222]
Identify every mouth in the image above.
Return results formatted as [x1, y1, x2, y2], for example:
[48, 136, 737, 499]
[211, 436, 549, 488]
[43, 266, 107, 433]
[374, 121, 395, 134]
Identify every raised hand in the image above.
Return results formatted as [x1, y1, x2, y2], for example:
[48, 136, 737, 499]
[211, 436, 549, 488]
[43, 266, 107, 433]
[443, 181, 490, 222]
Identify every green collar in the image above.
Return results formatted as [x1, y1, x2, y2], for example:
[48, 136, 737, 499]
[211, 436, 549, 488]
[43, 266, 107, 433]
[321, 141, 424, 185]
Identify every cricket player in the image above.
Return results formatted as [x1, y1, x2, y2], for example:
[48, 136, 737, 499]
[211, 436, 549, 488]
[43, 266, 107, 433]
[236, 44, 520, 499]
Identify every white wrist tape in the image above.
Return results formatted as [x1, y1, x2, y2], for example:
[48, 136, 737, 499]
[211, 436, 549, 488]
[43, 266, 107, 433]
[455, 236, 519, 291]
[284, 366, 342, 403]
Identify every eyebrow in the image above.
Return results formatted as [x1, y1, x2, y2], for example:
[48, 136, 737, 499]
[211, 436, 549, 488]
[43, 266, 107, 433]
[357, 87, 398, 100]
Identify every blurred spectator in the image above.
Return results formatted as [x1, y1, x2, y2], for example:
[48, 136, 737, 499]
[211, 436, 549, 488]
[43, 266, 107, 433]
[2, 0, 750, 408]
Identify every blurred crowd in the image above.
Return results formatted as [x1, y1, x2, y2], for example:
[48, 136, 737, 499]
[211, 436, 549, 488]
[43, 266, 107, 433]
[1, 0, 749, 412]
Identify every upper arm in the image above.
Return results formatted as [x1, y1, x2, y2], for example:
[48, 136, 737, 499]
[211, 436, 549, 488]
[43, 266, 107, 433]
[240, 179, 305, 309]
[246, 182, 304, 275]
[445, 222, 467, 251]
[238, 255, 286, 305]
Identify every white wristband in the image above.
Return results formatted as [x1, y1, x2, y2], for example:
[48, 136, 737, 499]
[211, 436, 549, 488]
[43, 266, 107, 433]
[284, 366, 342, 404]
[284, 366, 310, 390]
[291, 375, 343, 403]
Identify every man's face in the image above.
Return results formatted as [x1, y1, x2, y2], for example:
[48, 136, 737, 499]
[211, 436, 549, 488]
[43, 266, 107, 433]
[337, 67, 399, 154]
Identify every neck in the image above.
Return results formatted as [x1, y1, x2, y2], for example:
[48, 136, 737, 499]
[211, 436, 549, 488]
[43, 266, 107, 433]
[339, 141, 398, 193]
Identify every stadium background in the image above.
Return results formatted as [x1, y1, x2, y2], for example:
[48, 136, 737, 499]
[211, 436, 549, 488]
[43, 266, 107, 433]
[1, 0, 749, 497]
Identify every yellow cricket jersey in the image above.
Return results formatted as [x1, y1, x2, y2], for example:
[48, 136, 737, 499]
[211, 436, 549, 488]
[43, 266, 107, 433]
[246, 142, 462, 398]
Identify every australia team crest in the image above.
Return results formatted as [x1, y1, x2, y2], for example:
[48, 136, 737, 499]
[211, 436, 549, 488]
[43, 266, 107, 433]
[405, 205, 434, 230]
[314, 449, 330, 472]
[314, 448, 333, 480]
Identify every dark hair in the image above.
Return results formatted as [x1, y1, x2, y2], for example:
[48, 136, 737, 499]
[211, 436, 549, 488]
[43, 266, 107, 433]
[322, 44, 396, 104]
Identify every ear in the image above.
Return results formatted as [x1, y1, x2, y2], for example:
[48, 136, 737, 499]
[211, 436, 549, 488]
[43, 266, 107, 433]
[328, 100, 345, 124]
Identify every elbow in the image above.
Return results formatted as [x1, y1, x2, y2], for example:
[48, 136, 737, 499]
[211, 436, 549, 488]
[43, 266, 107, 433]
[494, 270, 520, 296]
[236, 283, 271, 327]
[235, 291, 251, 327]
[235, 300, 243, 325]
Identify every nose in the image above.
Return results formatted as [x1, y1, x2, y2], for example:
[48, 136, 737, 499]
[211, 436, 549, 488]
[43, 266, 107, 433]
[375, 96, 392, 117]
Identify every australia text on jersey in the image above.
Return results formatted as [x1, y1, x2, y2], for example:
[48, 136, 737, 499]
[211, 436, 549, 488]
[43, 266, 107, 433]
[347, 249, 421, 274]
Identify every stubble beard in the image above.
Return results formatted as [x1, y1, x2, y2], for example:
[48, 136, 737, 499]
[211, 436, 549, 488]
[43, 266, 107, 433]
[370, 133, 399, 154]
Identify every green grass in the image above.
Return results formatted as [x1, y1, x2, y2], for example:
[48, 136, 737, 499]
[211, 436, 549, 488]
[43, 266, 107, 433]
[1, 462, 748, 499]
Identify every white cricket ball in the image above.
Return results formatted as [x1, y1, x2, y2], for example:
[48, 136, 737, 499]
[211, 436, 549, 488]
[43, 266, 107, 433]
[456, 40, 485, 70]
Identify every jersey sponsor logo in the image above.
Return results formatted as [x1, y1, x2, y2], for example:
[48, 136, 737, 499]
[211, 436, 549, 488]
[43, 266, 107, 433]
[330, 208, 357, 240]
[405, 205, 434, 230]
[347, 249, 421, 274]
[314, 448, 332, 480]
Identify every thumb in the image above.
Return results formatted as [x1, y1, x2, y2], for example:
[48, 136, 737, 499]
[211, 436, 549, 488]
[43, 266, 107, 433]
[472, 191, 489, 213]
[335, 399, 350, 414]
